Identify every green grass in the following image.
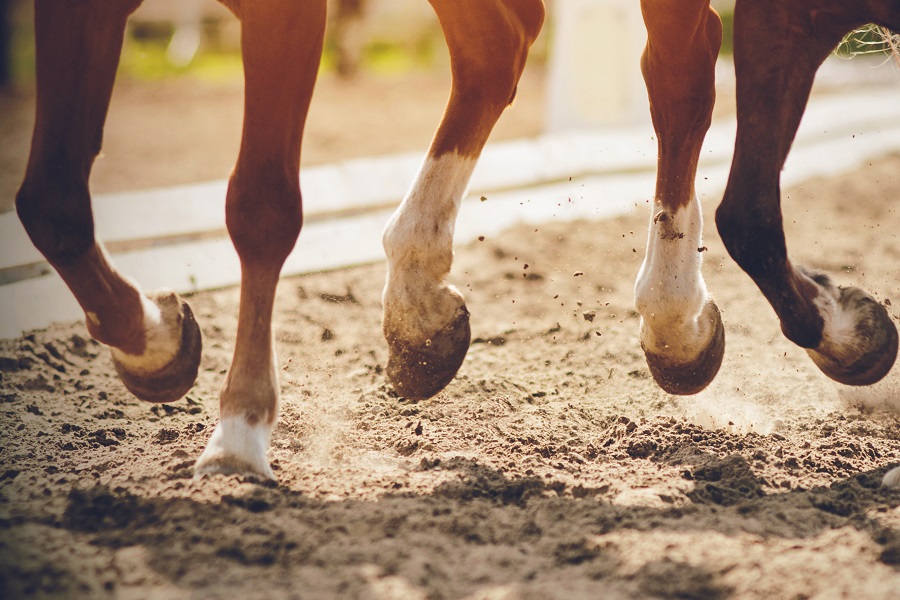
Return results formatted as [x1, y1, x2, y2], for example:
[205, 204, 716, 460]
[837, 24, 899, 59]
[719, 11, 734, 56]
[8, 13, 34, 85]
[117, 37, 243, 82]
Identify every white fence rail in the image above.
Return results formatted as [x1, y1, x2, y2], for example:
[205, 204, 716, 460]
[2, 86, 899, 339]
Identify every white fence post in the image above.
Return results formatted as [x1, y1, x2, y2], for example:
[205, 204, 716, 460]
[545, 0, 648, 132]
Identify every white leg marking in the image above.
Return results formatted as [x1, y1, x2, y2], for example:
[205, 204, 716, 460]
[809, 278, 863, 353]
[195, 416, 276, 480]
[195, 340, 279, 479]
[883, 466, 900, 489]
[110, 290, 183, 374]
[634, 193, 713, 362]
[382, 153, 476, 345]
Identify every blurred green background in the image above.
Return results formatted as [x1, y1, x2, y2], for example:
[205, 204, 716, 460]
[1, 0, 895, 89]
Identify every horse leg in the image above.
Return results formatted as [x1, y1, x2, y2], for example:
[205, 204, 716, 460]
[15, 0, 202, 403]
[381, 0, 545, 400]
[716, 0, 898, 385]
[195, 0, 326, 479]
[634, 0, 725, 395]
[714, 0, 899, 486]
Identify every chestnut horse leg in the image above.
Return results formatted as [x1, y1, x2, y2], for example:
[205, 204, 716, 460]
[382, 0, 545, 399]
[715, 0, 899, 487]
[15, 0, 202, 404]
[634, 0, 725, 395]
[194, 0, 326, 479]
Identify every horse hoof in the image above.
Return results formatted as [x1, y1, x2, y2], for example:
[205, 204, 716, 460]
[194, 418, 275, 481]
[385, 306, 470, 400]
[643, 300, 725, 396]
[883, 466, 900, 489]
[807, 285, 898, 386]
[112, 294, 202, 403]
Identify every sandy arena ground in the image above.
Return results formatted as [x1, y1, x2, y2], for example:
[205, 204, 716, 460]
[1, 62, 900, 598]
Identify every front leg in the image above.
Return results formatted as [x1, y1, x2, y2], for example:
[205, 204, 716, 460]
[382, 154, 476, 400]
[634, 0, 725, 394]
[382, 0, 544, 399]
[195, 0, 326, 479]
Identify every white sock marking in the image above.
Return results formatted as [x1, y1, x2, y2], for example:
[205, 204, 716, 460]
[195, 416, 275, 480]
[110, 291, 183, 374]
[810, 282, 864, 356]
[634, 193, 712, 361]
[382, 153, 476, 344]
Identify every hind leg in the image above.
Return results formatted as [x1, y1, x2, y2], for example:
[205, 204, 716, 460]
[381, 0, 544, 399]
[15, 0, 201, 403]
[195, 0, 326, 479]
[634, 0, 725, 395]
[716, 0, 898, 387]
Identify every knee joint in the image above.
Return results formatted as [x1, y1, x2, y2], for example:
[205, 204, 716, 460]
[225, 171, 303, 267]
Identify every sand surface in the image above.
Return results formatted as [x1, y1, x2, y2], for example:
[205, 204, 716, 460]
[2, 65, 900, 598]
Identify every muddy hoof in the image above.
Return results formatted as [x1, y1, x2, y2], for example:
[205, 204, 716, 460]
[807, 287, 898, 386]
[386, 307, 470, 400]
[112, 297, 202, 403]
[643, 300, 725, 396]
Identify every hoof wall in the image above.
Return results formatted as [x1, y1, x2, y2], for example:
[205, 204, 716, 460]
[644, 301, 725, 396]
[807, 288, 898, 387]
[386, 307, 470, 400]
[113, 297, 202, 403]
[883, 466, 900, 489]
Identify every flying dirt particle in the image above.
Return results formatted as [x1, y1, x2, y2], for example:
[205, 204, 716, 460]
[478, 236, 485, 241]
[583, 311, 596, 322]
[480, 195, 487, 202]
[317, 289, 359, 304]
[698, 246, 708, 252]
[472, 335, 506, 346]
[574, 272, 584, 277]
